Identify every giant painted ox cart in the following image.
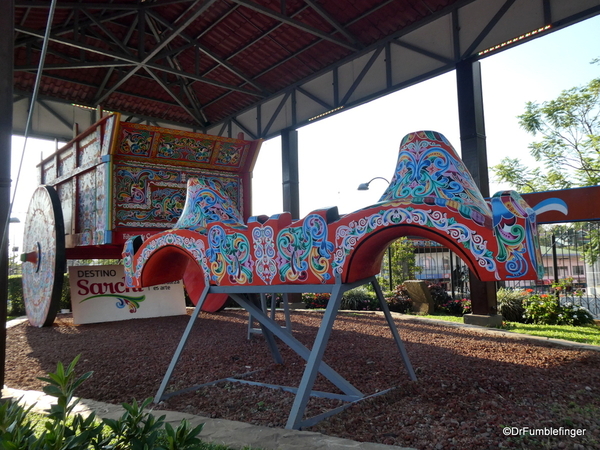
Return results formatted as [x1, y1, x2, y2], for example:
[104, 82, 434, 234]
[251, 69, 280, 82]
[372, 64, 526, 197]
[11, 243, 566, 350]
[123, 130, 544, 429]
[20, 113, 262, 327]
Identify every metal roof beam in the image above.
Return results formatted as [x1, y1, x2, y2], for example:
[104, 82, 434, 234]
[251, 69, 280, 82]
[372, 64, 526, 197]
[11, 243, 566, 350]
[14, 25, 264, 96]
[462, 0, 516, 59]
[303, 0, 362, 47]
[81, 9, 136, 57]
[145, 10, 271, 94]
[17, 61, 134, 70]
[37, 99, 73, 130]
[296, 86, 332, 110]
[231, 116, 256, 140]
[263, 91, 291, 137]
[228, 0, 361, 51]
[145, 14, 207, 124]
[391, 39, 454, 65]
[14, 10, 137, 48]
[144, 67, 207, 126]
[15, 1, 141, 10]
[93, 0, 218, 108]
[340, 47, 383, 106]
[14, 75, 185, 109]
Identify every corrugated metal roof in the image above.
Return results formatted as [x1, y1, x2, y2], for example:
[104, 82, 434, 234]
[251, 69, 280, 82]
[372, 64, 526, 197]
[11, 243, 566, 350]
[13, 0, 464, 128]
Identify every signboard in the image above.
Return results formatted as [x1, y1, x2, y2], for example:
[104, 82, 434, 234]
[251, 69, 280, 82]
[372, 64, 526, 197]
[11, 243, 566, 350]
[520, 185, 600, 224]
[69, 265, 186, 325]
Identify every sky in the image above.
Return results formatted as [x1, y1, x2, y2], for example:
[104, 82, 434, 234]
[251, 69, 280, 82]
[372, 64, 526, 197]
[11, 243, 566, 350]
[8, 14, 600, 254]
[251, 14, 600, 217]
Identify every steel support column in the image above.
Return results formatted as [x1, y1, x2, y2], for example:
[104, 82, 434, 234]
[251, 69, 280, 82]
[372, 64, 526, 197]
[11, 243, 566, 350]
[456, 60, 498, 317]
[0, 0, 14, 389]
[281, 128, 300, 220]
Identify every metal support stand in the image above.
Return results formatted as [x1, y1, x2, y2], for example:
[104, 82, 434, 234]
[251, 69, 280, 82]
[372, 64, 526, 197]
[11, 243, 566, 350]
[155, 276, 416, 429]
[248, 293, 292, 339]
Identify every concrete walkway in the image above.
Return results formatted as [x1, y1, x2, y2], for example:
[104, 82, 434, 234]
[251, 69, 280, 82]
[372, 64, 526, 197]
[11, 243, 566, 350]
[1, 386, 413, 450]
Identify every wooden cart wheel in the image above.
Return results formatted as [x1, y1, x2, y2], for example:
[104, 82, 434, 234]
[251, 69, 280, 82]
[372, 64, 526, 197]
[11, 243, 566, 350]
[21, 186, 66, 327]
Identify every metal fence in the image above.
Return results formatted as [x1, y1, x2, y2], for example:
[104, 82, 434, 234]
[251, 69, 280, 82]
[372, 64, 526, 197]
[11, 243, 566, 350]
[412, 222, 600, 318]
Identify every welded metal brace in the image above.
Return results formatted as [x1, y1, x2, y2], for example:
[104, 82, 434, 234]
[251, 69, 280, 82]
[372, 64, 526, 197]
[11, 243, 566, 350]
[154, 275, 416, 429]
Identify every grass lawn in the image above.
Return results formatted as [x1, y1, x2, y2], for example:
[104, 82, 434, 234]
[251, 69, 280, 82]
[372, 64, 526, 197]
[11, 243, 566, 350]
[414, 313, 600, 346]
[500, 322, 600, 346]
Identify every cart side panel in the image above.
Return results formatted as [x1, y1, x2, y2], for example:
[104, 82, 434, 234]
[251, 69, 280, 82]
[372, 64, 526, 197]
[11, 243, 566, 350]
[57, 145, 76, 178]
[77, 170, 97, 246]
[41, 156, 57, 185]
[95, 162, 110, 245]
[112, 159, 243, 230]
[114, 122, 259, 173]
[57, 179, 75, 236]
[40, 114, 119, 186]
[101, 115, 118, 156]
[78, 128, 102, 167]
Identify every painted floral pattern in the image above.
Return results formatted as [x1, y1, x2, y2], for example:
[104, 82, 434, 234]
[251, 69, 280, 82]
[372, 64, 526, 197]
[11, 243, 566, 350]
[124, 131, 544, 295]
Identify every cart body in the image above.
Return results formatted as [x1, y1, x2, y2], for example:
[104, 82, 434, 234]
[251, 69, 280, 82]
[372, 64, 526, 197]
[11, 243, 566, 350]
[38, 113, 261, 259]
[23, 113, 261, 326]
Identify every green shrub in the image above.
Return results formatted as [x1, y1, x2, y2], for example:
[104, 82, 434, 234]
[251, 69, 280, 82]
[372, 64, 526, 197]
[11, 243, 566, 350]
[340, 286, 377, 310]
[440, 298, 472, 315]
[385, 284, 413, 313]
[497, 287, 528, 322]
[302, 288, 384, 311]
[7, 275, 24, 316]
[523, 293, 596, 326]
[60, 273, 72, 311]
[6, 274, 72, 316]
[0, 355, 205, 449]
[302, 292, 330, 309]
[427, 283, 452, 311]
[560, 302, 597, 326]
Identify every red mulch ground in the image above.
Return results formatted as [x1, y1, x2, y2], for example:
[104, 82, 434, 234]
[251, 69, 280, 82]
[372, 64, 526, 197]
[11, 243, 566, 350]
[5, 309, 600, 449]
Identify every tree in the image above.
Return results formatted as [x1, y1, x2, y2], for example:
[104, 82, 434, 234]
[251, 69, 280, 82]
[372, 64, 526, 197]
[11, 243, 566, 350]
[492, 69, 600, 192]
[380, 237, 422, 290]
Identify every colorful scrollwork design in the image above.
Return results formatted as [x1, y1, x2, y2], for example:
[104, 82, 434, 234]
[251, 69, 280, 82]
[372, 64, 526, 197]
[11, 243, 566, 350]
[334, 205, 497, 277]
[276, 214, 334, 283]
[207, 225, 253, 284]
[253, 226, 277, 284]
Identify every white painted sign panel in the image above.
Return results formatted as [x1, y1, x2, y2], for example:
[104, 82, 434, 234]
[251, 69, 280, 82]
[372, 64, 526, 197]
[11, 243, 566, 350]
[69, 265, 186, 325]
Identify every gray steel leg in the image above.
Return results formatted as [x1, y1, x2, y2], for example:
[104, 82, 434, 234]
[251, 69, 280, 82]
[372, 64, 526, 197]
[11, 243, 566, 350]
[268, 293, 275, 320]
[371, 278, 417, 381]
[251, 293, 284, 364]
[230, 293, 362, 398]
[154, 283, 210, 403]
[282, 293, 292, 332]
[285, 283, 344, 429]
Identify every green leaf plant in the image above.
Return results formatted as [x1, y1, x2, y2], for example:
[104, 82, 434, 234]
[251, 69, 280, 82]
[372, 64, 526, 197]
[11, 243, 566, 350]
[0, 356, 204, 450]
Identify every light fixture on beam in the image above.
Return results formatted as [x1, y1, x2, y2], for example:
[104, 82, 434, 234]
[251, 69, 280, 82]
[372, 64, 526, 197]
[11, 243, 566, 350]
[478, 25, 551, 56]
[308, 106, 344, 122]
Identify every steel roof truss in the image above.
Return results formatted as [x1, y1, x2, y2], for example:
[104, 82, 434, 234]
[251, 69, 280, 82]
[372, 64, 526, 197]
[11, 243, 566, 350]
[391, 39, 454, 65]
[340, 47, 384, 106]
[461, 0, 516, 59]
[262, 91, 291, 137]
[144, 67, 207, 126]
[145, 9, 270, 94]
[229, 0, 361, 51]
[37, 99, 73, 131]
[296, 86, 333, 111]
[303, 0, 363, 47]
